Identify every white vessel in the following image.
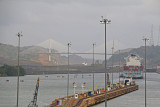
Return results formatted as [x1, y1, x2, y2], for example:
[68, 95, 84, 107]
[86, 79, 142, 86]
[121, 54, 144, 79]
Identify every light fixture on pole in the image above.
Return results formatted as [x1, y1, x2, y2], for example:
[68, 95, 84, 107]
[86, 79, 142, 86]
[143, 38, 149, 107]
[67, 42, 71, 105]
[17, 32, 23, 107]
[100, 16, 111, 107]
[93, 43, 96, 91]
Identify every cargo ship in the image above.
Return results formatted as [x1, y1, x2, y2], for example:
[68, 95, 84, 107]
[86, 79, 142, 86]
[121, 54, 144, 79]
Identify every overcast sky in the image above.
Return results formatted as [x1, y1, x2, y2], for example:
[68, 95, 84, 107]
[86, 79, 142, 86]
[0, 0, 160, 52]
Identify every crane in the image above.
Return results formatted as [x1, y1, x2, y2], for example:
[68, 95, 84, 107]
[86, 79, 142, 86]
[28, 77, 40, 107]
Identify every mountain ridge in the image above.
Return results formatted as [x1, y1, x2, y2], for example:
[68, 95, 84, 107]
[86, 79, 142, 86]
[1, 43, 160, 68]
[0, 43, 87, 66]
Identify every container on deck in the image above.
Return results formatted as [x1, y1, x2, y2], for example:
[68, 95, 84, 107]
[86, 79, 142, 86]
[88, 91, 92, 96]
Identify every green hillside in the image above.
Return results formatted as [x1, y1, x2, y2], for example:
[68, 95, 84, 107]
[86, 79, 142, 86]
[0, 43, 86, 66]
[1, 43, 160, 67]
[0, 43, 17, 60]
[109, 45, 160, 67]
[0, 43, 63, 65]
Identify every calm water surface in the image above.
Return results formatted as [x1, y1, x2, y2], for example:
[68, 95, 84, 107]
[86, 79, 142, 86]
[0, 73, 160, 107]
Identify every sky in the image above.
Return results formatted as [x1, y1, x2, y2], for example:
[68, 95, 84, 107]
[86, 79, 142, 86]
[0, 0, 160, 53]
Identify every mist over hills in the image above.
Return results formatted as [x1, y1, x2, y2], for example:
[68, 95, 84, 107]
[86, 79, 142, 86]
[1, 42, 160, 68]
[0, 43, 88, 66]
[85, 40, 129, 59]
[0, 38, 129, 66]
[37, 39, 78, 53]
[36, 39, 129, 59]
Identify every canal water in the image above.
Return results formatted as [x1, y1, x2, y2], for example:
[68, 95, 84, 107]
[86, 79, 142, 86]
[0, 73, 160, 107]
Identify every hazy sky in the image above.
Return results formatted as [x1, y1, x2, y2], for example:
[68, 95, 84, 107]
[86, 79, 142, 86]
[0, 0, 160, 52]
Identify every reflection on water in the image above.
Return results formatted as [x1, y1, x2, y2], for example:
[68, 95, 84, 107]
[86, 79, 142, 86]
[0, 73, 160, 107]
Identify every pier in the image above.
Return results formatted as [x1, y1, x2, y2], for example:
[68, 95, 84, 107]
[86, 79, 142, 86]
[47, 82, 138, 107]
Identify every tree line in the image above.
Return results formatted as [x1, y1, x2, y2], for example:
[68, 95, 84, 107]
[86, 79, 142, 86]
[0, 64, 26, 76]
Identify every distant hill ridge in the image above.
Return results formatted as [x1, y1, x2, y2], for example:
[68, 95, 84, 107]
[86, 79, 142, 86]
[109, 45, 160, 67]
[1, 43, 160, 67]
[0, 43, 86, 66]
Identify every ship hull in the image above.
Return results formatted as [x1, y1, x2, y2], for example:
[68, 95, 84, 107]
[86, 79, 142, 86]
[120, 74, 143, 79]
[121, 71, 144, 79]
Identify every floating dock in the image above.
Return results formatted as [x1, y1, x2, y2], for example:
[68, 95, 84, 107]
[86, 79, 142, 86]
[47, 79, 138, 107]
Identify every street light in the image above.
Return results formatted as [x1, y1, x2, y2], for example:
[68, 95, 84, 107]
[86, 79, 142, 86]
[119, 50, 121, 84]
[67, 42, 71, 105]
[92, 43, 96, 91]
[100, 17, 111, 107]
[17, 32, 23, 107]
[111, 40, 114, 85]
[143, 38, 149, 107]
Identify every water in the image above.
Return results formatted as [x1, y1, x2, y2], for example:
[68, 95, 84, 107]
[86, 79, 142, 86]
[0, 73, 160, 107]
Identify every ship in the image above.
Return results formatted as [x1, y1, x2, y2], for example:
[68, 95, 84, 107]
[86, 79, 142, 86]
[121, 54, 144, 79]
[156, 64, 160, 74]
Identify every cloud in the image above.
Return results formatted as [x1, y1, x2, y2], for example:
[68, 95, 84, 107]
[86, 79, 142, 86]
[0, 0, 160, 54]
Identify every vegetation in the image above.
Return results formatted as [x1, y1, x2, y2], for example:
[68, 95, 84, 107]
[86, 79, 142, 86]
[0, 43, 18, 60]
[109, 45, 160, 67]
[0, 64, 26, 76]
[0, 43, 88, 66]
[1, 43, 160, 67]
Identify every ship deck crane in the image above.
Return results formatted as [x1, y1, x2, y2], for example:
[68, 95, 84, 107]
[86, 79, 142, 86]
[28, 77, 40, 107]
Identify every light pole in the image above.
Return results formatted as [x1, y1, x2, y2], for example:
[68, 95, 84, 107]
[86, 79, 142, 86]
[17, 32, 23, 107]
[119, 50, 120, 84]
[111, 40, 114, 85]
[67, 42, 71, 105]
[93, 43, 96, 91]
[143, 38, 149, 107]
[100, 17, 111, 107]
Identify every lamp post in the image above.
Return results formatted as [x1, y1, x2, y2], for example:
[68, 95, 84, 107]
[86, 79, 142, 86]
[100, 17, 111, 107]
[67, 42, 71, 105]
[17, 32, 23, 107]
[111, 40, 114, 85]
[143, 38, 149, 107]
[119, 50, 120, 84]
[93, 43, 96, 91]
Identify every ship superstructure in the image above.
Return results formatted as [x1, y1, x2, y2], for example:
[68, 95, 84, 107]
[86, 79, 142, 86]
[122, 54, 144, 79]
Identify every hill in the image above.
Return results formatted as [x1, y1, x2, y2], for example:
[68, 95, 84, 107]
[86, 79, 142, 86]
[0, 43, 87, 66]
[109, 45, 160, 68]
[1, 43, 160, 68]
